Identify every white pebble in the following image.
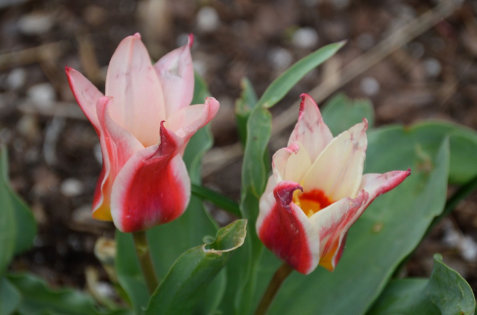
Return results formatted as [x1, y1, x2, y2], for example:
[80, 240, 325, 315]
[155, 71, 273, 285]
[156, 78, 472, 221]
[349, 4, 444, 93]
[269, 47, 293, 70]
[61, 178, 84, 197]
[423, 58, 441, 78]
[460, 236, 477, 262]
[7, 68, 26, 90]
[360, 77, 380, 96]
[18, 12, 55, 36]
[292, 27, 319, 49]
[27, 83, 56, 110]
[197, 7, 220, 33]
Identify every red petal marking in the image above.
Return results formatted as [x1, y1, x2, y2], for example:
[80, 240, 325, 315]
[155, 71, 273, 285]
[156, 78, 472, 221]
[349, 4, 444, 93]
[258, 182, 316, 274]
[119, 155, 189, 232]
[294, 189, 333, 217]
[112, 124, 188, 232]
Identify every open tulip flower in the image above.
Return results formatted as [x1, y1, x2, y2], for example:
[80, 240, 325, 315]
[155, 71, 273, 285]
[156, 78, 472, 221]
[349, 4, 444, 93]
[66, 33, 219, 232]
[256, 94, 410, 275]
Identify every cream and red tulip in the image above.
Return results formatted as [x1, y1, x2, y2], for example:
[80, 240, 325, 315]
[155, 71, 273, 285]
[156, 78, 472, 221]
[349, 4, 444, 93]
[256, 94, 410, 275]
[66, 33, 219, 232]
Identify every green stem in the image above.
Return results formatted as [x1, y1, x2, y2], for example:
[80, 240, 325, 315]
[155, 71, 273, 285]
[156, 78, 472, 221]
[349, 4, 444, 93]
[132, 231, 159, 294]
[191, 183, 241, 217]
[254, 263, 293, 315]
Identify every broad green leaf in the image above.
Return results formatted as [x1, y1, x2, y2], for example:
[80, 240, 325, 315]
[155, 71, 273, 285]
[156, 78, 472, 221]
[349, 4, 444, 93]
[0, 146, 36, 277]
[368, 254, 475, 315]
[258, 130, 450, 315]
[321, 93, 375, 135]
[116, 73, 225, 315]
[0, 146, 36, 257]
[145, 220, 247, 315]
[257, 41, 345, 108]
[0, 276, 20, 315]
[235, 78, 258, 145]
[6, 273, 130, 315]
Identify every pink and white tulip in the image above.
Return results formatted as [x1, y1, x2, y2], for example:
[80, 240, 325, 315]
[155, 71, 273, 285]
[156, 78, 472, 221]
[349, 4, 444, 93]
[256, 94, 410, 274]
[66, 33, 219, 232]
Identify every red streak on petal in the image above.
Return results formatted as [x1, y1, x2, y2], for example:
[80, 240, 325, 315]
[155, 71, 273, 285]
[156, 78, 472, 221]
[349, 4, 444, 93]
[120, 156, 188, 232]
[258, 182, 313, 274]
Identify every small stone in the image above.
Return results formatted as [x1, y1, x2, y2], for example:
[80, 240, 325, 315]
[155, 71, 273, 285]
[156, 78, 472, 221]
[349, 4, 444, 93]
[360, 77, 380, 96]
[197, 7, 220, 33]
[409, 42, 425, 59]
[27, 83, 56, 110]
[18, 12, 55, 36]
[7, 68, 26, 90]
[459, 236, 477, 262]
[60, 178, 84, 197]
[292, 27, 319, 49]
[268, 47, 293, 70]
[357, 33, 375, 50]
[423, 58, 441, 78]
[17, 114, 38, 138]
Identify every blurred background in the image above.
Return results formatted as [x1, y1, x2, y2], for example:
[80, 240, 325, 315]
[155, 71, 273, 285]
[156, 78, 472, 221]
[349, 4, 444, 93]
[1, 0, 477, 297]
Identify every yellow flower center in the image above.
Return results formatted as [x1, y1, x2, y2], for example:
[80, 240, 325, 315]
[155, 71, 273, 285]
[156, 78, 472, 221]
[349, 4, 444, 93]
[293, 189, 333, 217]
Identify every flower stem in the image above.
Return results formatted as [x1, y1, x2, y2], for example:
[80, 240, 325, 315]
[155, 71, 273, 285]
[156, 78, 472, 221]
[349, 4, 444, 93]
[254, 263, 293, 315]
[132, 231, 159, 294]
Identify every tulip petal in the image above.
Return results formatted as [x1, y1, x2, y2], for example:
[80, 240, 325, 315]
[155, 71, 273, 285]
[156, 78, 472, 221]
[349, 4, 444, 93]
[288, 94, 333, 162]
[257, 181, 320, 275]
[165, 97, 220, 144]
[93, 96, 144, 221]
[310, 191, 369, 271]
[272, 143, 312, 184]
[105, 33, 165, 147]
[110, 123, 190, 232]
[302, 119, 368, 202]
[359, 169, 411, 203]
[154, 34, 194, 118]
[65, 67, 103, 132]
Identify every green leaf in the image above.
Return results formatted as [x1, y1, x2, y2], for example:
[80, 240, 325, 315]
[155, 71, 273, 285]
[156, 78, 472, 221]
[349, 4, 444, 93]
[368, 254, 475, 315]
[321, 93, 375, 135]
[7, 273, 131, 315]
[191, 183, 241, 217]
[0, 276, 20, 315]
[256, 41, 345, 109]
[259, 130, 451, 315]
[145, 220, 247, 315]
[0, 146, 36, 276]
[235, 78, 258, 145]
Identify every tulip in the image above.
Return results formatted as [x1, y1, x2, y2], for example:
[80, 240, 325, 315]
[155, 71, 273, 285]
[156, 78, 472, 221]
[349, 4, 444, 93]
[66, 33, 219, 232]
[256, 94, 410, 275]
